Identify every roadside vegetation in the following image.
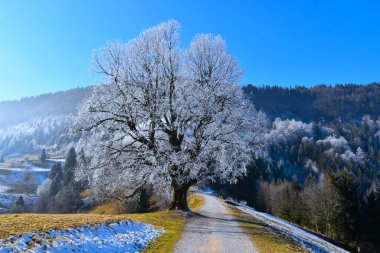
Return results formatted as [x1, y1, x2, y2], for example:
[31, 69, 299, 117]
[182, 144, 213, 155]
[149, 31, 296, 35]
[226, 205, 310, 253]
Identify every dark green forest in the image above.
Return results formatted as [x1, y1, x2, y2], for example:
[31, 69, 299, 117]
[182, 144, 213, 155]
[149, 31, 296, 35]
[215, 83, 380, 253]
[244, 83, 380, 122]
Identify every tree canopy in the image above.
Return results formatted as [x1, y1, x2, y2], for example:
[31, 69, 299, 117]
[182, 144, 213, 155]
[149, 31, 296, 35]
[74, 20, 268, 210]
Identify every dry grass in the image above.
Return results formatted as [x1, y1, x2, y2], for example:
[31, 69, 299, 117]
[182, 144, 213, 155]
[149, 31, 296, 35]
[188, 193, 205, 211]
[89, 202, 120, 215]
[0, 192, 205, 252]
[0, 213, 128, 239]
[81, 189, 91, 198]
[226, 206, 310, 253]
[137, 211, 186, 253]
[0, 194, 308, 253]
[88, 192, 204, 252]
[0, 211, 186, 253]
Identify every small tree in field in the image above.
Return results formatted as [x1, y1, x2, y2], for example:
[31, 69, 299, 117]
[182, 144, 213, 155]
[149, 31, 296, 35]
[63, 147, 77, 186]
[74, 20, 268, 210]
[40, 148, 47, 165]
[13, 196, 26, 213]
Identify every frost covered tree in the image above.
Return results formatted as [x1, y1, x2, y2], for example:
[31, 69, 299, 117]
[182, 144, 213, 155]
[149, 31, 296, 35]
[74, 20, 268, 210]
[36, 149, 83, 213]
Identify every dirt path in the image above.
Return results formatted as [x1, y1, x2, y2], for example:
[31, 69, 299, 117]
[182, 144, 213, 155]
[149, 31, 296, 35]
[173, 193, 257, 253]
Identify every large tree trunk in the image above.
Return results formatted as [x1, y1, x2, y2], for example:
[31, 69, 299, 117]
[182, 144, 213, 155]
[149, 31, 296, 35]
[168, 182, 192, 211]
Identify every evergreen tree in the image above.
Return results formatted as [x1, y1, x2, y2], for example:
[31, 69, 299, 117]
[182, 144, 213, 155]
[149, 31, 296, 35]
[36, 148, 84, 213]
[40, 148, 47, 165]
[50, 173, 62, 197]
[63, 147, 77, 186]
[14, 196, 26, 213]
[54, 184, 83, 213]
[362, 187, 380, 251]
[48, 162, 63, 180]
[332, 170, 359, 247]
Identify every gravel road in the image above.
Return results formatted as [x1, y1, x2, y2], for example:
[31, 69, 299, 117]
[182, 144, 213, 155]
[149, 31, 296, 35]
[173, 194, 257, 253]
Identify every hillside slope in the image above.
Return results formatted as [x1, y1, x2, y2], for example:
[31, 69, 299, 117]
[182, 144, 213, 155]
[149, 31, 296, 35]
[244, 83, 380, 122]
[0, 87, 90, 127]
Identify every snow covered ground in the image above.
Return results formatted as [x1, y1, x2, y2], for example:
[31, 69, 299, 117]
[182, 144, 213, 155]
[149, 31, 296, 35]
[0, 160, 58, 212]
[0, 220, 161, 253]
[0, 166, 49, 187]
[236, 205, 349, 253]
[46, 158, 66, 163]
[0, 166, 50, 172]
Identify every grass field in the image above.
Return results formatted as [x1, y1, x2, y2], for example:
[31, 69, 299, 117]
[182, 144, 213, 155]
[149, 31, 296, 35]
[0, 193, 309, 252]
[226, 205, 309, 253]
[0, 193, 205, 253]
[88, 193, 205, 253]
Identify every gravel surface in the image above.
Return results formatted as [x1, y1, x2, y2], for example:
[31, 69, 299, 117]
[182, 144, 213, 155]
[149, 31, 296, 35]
[174, 194, 257, 253]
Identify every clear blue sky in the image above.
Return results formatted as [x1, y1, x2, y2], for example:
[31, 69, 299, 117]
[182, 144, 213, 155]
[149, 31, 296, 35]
[1, 1, 379, 101]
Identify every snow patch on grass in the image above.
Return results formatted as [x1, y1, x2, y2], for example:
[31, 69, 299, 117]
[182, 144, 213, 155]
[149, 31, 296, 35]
[0, 219, 162, 252]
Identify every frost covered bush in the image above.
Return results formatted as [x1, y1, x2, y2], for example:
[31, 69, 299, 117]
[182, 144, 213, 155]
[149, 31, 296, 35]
[266, 118, 314, 145]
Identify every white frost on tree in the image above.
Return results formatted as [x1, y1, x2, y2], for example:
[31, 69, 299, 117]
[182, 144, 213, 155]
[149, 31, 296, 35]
[74, 20, 268, 210]
[316, 135, 351, 153]
[266, 118, 314, 144]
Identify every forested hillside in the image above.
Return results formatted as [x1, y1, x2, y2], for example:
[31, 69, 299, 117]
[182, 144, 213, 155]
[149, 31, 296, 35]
[0, 87, 90, 127]
[244, 83, 380, 122]
[0, 116, 83, 155]
[2, 83, 380, 156]
[217, 83, 380, 252]
[0, 87, 89, 155]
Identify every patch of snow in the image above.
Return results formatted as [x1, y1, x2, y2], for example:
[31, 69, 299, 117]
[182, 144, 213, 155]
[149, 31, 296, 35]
[0, 220, 162, 252]
[0, 166, 50, 172]
[0, 168, 49, 185]
[0, 193, 37, 212]
[236, 205, 349, 253]
[0, 185, 11, 193]
[4, 152, 24, 159]
[46, 158, 66, 163]
[0, 193, 14, 207]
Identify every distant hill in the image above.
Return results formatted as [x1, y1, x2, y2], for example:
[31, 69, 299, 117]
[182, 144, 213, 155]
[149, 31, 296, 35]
[0, 83, 379, 155]
[0, 87, 90, 155]
[0, 87, 91, 127]
[1, 83, 379, 128]
[244, 83, 380, 122]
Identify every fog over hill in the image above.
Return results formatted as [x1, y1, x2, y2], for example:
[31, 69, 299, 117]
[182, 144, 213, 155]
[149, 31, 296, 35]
[0, 87, 91, 127]
[244, 83, 380, 122]
[0, 87, 90, 155]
